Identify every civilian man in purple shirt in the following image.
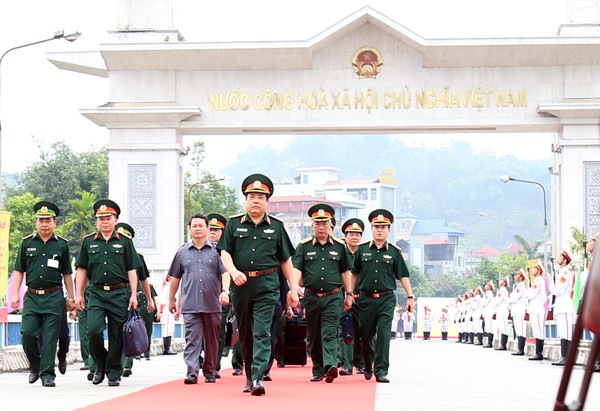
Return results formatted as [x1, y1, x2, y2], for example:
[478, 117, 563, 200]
[168, 213, 230, 384]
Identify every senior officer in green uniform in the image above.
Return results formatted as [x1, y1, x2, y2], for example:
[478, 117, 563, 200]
[115, 222, 156, 377]
[74, 200, 141, 387]
[218, 173, 300, 396]
[339, 218, 366, 376]
[293, 204, 353, 383]
[11, 201, 74, 387]
[350, 209, 415, 383]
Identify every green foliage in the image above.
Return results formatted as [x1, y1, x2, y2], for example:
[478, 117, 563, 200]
[406, 263, 433, 298]
[513, 234, 541, 259]
[6, 193, 39, 272]
[429, 274, 465, 298]
[57, 192, 97, 254]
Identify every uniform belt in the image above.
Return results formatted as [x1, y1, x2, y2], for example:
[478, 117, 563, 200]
[27, 285, 62, 295]
[244, 267, 278, 277]
[360, 290, 394, 299]
[93, 283, 128, 291]
[305, 287, 341, 298]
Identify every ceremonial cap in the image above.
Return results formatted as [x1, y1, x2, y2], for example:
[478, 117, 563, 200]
[342, 218, 364, 234]
[534, 261, 544, 274]
[515, 268, 526, 280]
[241, 173, 273, 198]
[486, 280, 495, 290]
[368, 209, 393, 225]
[33, 201, 60, 218]
[307, 203, 334, 221]
[115, 222, 135, 239]
[560, 249, 572, 264]
[207, 213, 227, 229]
[500, 276, 510, 287]
[94, 199, 120, 218]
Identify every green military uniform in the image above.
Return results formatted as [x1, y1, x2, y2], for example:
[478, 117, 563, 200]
[217, 174, 295, 389]
[15, 201, 71, 385]
[76, 200, 141, 382]
[353, 210, 410, 380]
[293, 204, 352, 381]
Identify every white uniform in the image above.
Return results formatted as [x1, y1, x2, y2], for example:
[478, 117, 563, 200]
[472, 294, 483, 333]
[549, 265, 575, 340]
[402, 311, 415, 337]
[495, 286, 509, 336]
[526, 275, 547, 340]
[482, 289, 495, 335]
[439, 312, 450, 333]
[509, 282, 527, 338]
[422, 312, 433, 332]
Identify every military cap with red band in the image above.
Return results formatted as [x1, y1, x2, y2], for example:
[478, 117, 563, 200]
[33, 201, 60, 218]
[207, 212, 227, 229]
[561, 249, 571, 264]
[307, 203, 334, 221]
[241, 173, 274, 198]
[94, 199, 121, 218]
[368, 208, 394, 225]
[342, 218, 364, 234]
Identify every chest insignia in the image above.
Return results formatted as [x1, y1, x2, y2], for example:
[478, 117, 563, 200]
[26, 247, 37, 252]
[306, 251, 316, 256]
[236, 228, 248, 232]
[113, 244, 123, 248]
[329, 251, 338, 256]
[263, 229, 275, 234]
[383, 255, 392, 259]
[90, 244, 99, 248]
[362, 253, 372, 257]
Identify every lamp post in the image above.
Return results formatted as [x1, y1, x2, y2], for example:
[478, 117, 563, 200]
[499, 175, 548, 272]
[0, 30, 81, 209]
[186, 176, 232, 236]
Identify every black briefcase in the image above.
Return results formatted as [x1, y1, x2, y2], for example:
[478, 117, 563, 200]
[123, 309, 149, 357]
[225, 315, 239, 347]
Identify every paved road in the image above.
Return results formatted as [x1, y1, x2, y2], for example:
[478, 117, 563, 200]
[2, 338, 599, 410]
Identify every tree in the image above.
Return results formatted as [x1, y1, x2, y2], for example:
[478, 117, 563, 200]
[513, 234, 542, 260]
[57, 191, 97, 255]
[430, 274, 465, 298]
[6, 193, 39, 273]
[404, 263, 433, 300]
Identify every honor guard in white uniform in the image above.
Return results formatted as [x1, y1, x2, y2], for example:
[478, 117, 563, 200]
[465, 291, 474, 344]
[472, 287, 483, 345]
[454, 297, 464, 342]
[481, 281, 496, 348]
[526, 262, 547, 361]
[439, 306, 450, 340]
[494, 276, 510, 351]
[422, 306, 433, 340]
[549, 250, 575, 366]
[402, 310, 415, 340]
[509, 269, 528, 356]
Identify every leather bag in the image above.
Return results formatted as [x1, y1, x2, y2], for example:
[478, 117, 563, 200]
[123, 308, 149, 357]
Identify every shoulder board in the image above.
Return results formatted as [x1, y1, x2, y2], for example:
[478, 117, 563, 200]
[22, 233, 34, 240]
[57, 235, 69, 242]
[83, 232, 95, 238]
[388, 243, 401, 251]
[268, 213, 283, 222]
[332, 236, 345, 245]
[300, 236, 313, 244]
[359, 240, 370, 246]
[229, 213, 244, 219]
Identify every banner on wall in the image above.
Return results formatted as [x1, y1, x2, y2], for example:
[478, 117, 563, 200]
[0, 211, 11, 307]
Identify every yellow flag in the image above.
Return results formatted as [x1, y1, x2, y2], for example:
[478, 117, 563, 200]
[0, 211, 12, 304]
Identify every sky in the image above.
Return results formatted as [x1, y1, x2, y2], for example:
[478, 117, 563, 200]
[0, 0, 569, 175]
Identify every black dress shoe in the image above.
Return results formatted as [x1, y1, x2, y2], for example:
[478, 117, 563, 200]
[122, 368, 132, 377]
[552, 357, 567, 366]
[205, 376, 216, 383]
[277, 361, 285, 368]
[339, 368, 352, 376]
[232, 368, 243, 376]
[251, 379, 265, 396]
[80, 365, 90, 371]
[87, 372, 94, 381]
[58, 360, 67, 375]
[310, 375, 323, 382]
[512, 351, 525, 356]
[42, 379, 56, 387]
[184, 376, 198, 385]
[108, 378, 120, 387]
[214, 371, 221, 379]
[243, 380, 252, 392]
[263, 373, 272, 381]
[363, 370, 373, 381]
[92, 370, 105, 385]
[529, 353, 543, 361]
[376, 376, 390, 383]
[325, 367, 338, 383]
[28, 371, 40, 384]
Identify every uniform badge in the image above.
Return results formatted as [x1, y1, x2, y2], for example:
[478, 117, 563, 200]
[236, 228, 248, 232]
[113, 244, 123, 248]
[264, 229, 274, 234]
[352, 46, 383, 79]
[26, 247, 37, 252]
[329, 251, 339, 256]
[383, 255, 392, 259]
[306, 251, 316, 256]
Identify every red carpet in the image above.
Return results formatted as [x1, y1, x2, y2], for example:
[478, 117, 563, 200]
[75, 360, 376, 411]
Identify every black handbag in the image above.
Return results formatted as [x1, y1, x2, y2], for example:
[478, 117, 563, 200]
[340, 311, 355, 345]
[123, 308, 149, 357]
[225, 314, 239, 347]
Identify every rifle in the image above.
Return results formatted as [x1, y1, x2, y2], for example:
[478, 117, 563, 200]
[547, 257, 556, 321]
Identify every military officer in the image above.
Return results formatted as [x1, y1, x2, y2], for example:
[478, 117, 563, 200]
[293, 204, 353, 383]
[339, 218, 366, 376]
[509, 268, 528, 356]
[74, 199, 141, 387]
[350, 209, 415, 383]
[207, 212, 229, 379]
[217, 173, 300, 396]
[549, 249, 575, 366]
[526, 261, 547, 361]
[494, 276, 510, 351]
[481, 280, 495, 348]
[115, 222, 156, 377]
[10, 201, 74, 387]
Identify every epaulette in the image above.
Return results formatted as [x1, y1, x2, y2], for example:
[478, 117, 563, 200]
[57, 235, 69, 242]
[359, 240, 370, 246]
[389, 242, 401, 251]
[300, 236, 313, 244]
[268, 213, 283, 222]
[332, 236, 345, 245]
[229, 212, 244, 219]
[22, 233, 34, 240]
[83, 232, 95, 238]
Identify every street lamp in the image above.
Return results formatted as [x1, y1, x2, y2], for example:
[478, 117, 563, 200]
[0, 30, 81, 209]
[186, 176, 233, 233]
[499, 175, 548, 272]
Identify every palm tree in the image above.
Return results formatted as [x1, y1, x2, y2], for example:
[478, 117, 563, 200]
[59, 191, 96, 253]
[513, 234, 542, 260]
